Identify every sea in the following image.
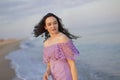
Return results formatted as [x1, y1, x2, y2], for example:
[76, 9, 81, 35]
[5, 24, 120, 80]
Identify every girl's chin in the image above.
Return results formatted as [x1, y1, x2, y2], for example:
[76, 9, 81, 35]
[51, 31, 59, 34]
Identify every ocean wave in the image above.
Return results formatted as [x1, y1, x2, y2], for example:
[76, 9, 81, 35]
[5, 38, 120, 80]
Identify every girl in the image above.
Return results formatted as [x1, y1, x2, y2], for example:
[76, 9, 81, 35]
[33, 13, 79, 80]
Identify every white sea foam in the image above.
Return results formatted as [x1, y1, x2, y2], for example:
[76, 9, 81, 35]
[5, 38, 46, 80]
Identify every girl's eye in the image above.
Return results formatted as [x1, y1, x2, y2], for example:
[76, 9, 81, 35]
[54, 21, 57, 24]
[47, 23, 51, 26]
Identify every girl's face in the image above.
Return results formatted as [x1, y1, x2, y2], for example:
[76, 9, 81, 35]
[45, 16, 59, 34]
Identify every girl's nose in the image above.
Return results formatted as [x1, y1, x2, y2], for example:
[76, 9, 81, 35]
[51, 23, 55, 27]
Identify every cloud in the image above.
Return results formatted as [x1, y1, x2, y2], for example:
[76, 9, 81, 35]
[0, 0, 96, 17]
[0, 0, 120, 39]
[60, 0, 120, 27]
[0, 14, 42, 39]
[0, 0, 96, 26]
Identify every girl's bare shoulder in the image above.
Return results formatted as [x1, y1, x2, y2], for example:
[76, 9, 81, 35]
[59, 33, 70, 43]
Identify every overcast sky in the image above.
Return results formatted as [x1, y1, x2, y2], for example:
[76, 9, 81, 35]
[0, 0, 120, 43]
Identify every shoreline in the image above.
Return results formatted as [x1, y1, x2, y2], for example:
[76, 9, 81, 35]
[0, 39, 22, 80]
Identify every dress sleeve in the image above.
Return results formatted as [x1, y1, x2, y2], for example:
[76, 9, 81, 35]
[59, 40, 80, 60]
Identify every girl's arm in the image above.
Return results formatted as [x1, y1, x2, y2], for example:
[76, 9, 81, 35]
[43, 62, 51, 80]
[67, 59, 78, 80]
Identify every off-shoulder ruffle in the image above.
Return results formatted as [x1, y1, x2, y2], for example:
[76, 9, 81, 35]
[43, 40, 79, 63]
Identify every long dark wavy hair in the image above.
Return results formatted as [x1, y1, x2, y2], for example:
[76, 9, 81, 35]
[33, 13, 79, 41]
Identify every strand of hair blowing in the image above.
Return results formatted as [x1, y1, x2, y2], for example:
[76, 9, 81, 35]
[33, 13, 79, 41]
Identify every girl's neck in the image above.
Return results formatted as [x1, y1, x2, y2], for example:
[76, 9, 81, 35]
[49, 32, 61, 39]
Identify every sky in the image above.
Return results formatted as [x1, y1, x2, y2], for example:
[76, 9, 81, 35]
[0, 0, 120, 44]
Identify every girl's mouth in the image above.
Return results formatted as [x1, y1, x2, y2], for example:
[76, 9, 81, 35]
[52, 29, 56, 31]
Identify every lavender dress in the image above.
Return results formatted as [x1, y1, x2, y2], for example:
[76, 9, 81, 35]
[43, 40, 79, 80]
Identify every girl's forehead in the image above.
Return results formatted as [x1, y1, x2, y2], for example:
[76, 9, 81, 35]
[45, 16, 57, 23]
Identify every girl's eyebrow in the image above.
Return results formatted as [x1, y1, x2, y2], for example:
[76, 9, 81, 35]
[47, 20, 57, 24]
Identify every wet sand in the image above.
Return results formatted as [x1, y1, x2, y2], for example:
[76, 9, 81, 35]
[0, 39, 21, 80]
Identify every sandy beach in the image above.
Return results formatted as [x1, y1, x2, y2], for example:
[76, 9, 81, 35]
[0, 39, 22, 80]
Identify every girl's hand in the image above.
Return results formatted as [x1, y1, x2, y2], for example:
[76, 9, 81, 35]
[43, 72, 49, 80]
[43, 62, 51, 80]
